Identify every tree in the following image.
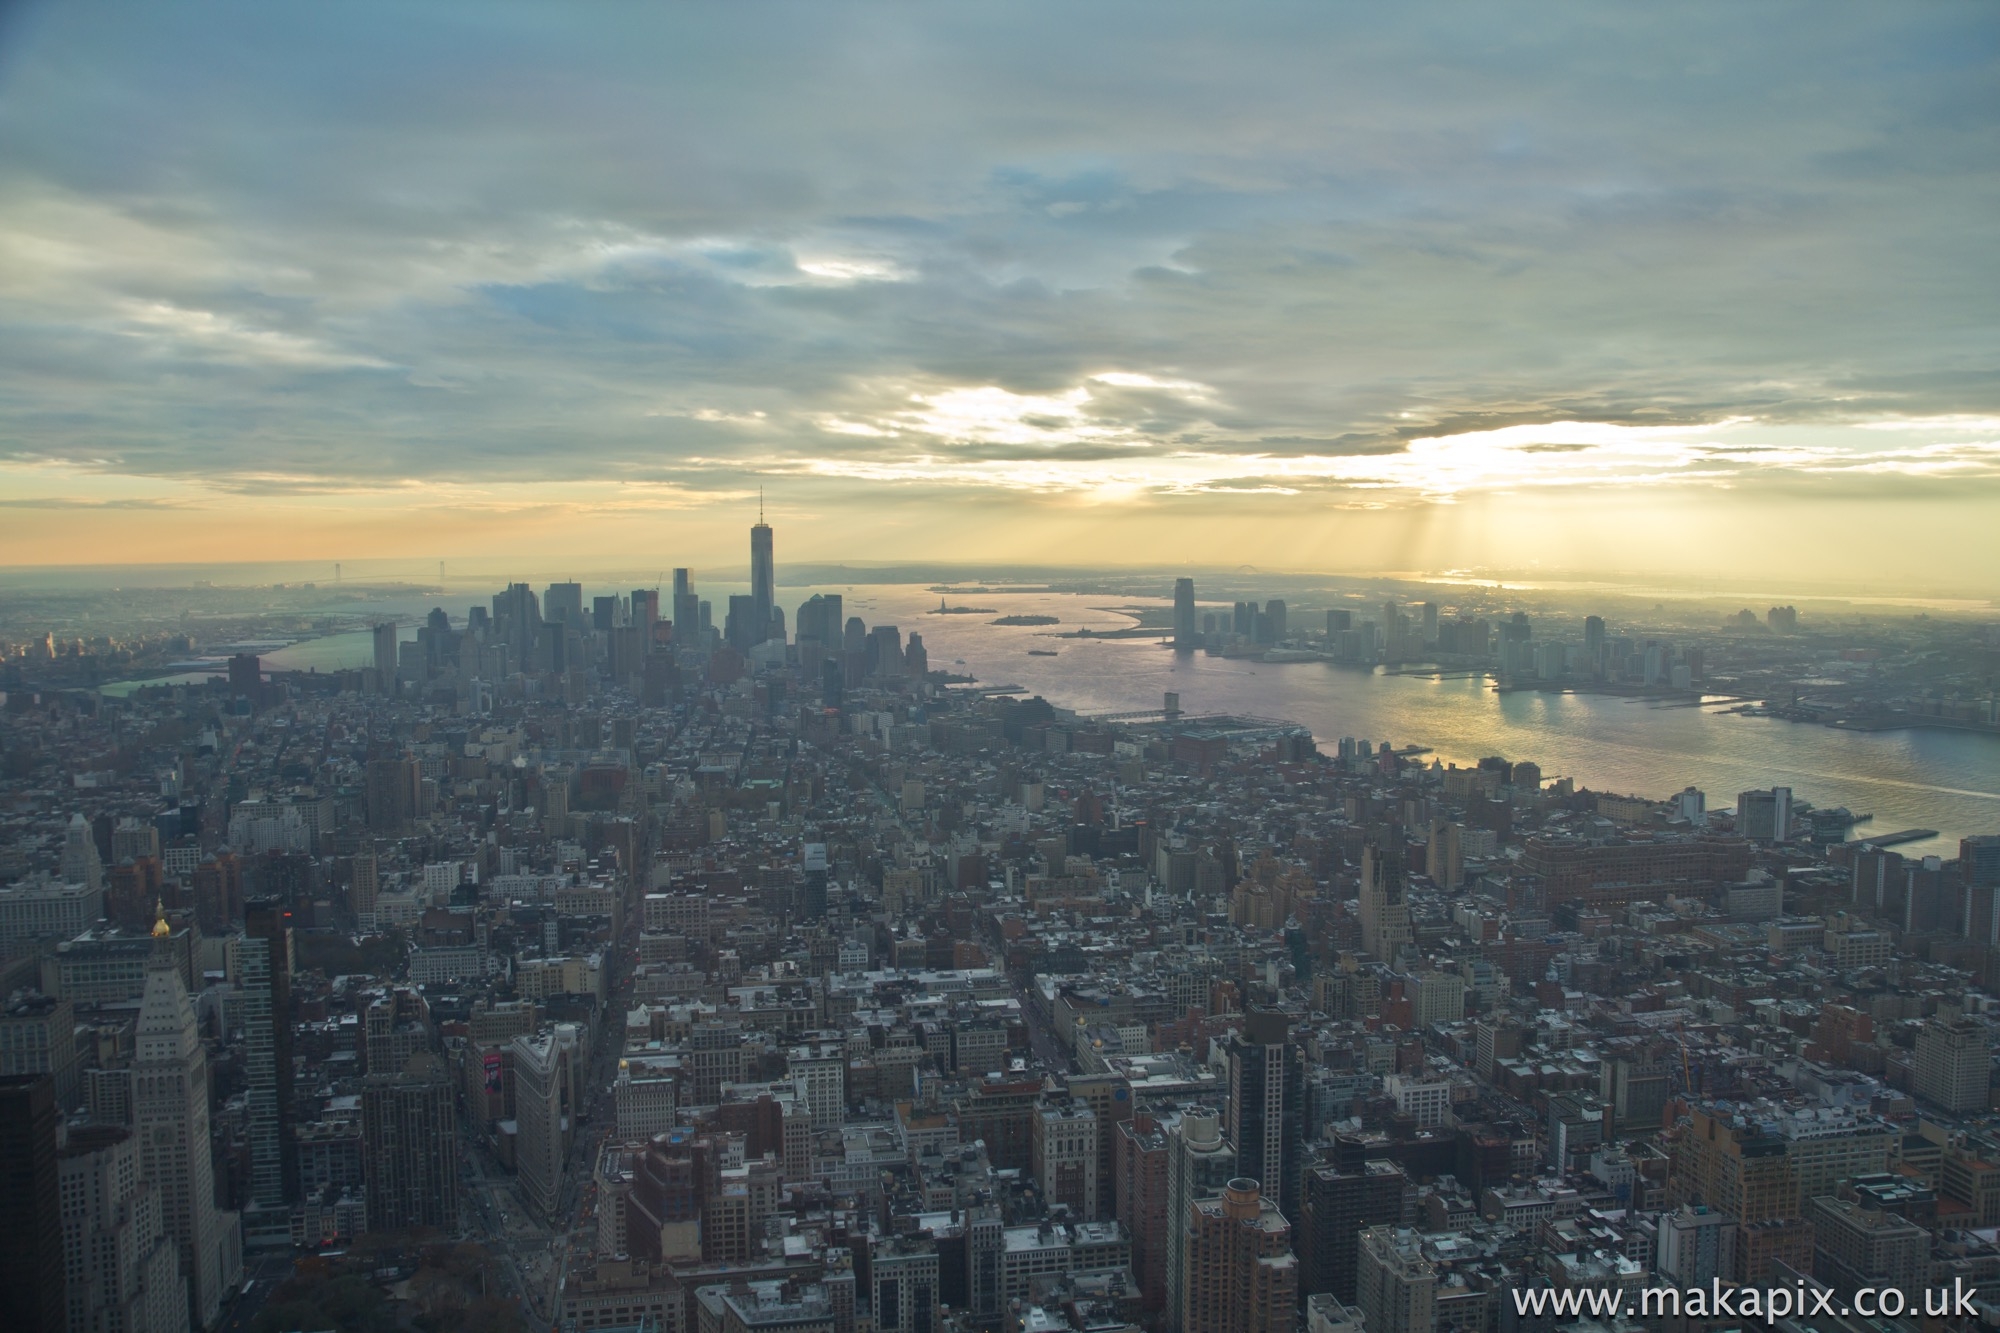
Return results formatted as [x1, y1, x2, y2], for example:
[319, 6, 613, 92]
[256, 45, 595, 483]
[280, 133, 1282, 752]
[250, 1275, 394, 1333]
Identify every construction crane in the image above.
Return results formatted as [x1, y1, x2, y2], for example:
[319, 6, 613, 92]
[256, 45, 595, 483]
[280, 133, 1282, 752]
[1671, 1011, 1694, 1095]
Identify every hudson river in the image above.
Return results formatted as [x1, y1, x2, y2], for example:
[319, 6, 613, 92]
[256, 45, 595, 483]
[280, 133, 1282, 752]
[250, 583, 1999, 856]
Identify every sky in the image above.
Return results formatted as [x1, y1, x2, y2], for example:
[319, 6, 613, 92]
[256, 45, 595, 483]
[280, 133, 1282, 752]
[0, 3, 1997, 589]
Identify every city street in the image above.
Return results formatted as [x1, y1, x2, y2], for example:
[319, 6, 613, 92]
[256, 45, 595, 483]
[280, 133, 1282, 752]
[463, 1139, 554, 1329]
[213, 1254, 294, 1333]
[523, 880, 641, 1323]
[1018, 980, 1072, 1074]
[454, 877, 639, 1332]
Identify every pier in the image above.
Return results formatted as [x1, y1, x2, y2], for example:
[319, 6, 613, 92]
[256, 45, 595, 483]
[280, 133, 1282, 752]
[1838, 828, 1940, 851]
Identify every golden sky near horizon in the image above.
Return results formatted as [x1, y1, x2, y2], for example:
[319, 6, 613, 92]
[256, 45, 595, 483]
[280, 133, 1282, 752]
[1, 5, 1996, 588]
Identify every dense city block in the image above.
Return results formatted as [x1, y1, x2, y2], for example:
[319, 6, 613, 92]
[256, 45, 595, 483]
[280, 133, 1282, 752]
[4, 530, 1999, 1333]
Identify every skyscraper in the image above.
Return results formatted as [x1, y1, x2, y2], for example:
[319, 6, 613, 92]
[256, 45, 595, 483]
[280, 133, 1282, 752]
[1264, 599, 1288, 643]
[242, 900, 297, 1238]
[133, 930, 226, 1327]
[631, 587, 660, 647]
[372, 621, 398, 694]
[1033, 1101, 1099, 1218]
[796, 593, 844, 648]
[360, 1053, 460, 1235]
[495, 583, 540, 674]
[1163, 1107, 1237, 1333]
[418, 607, 455, 674]
[869, 624, 904, 678]
[62, 810, 104, 890]
[1961, 835, 2000, 889]
[1184, 1178, 1297, 1333]
[672, 568, 700, 642]
[513, 1029, 571, 1222]
[801, 843, 829, 921]
[843, 616, 868, 685]
[1300, 1160, 1411, 1301]
[1664, 1105, 1821, 1281]
[1425, 820, 1464, 892]
[543, 581, 584, 629]
[725, 595, 761, 653]
[1225, 1011, 1303, 1225]
[362, 987, 432, 1076]
[0, 991, 81, 1110]
[1737, 787, 1794, 844]
[1173, 578, 1199, 649]
[364, 754, 418, 833]
[228, 652, 262, 701]
[60, 1124, 188, 1333]
[751, 507, 776, 644]
[1914, 1017, 1990, 1113]
[1114, 1114, 1172, 1319]
[1357, 836, 1412, 963]
[350, 852, 379, 924]
[0, 1073, 65, 1333]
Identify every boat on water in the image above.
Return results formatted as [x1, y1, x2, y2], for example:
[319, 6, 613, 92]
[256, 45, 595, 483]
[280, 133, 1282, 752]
[1028, 649, 1059, 657]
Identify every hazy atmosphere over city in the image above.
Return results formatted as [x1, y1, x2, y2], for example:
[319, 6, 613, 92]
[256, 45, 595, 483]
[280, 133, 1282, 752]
[4, 11, 2000, 1333]
[1, 3, 1997, 585]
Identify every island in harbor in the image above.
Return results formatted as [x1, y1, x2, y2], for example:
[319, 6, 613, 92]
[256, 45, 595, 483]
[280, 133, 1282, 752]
[991, 614, 1059, 626]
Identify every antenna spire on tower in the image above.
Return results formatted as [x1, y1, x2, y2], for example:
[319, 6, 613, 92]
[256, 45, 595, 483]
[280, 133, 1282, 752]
[759, 486, 765, 523]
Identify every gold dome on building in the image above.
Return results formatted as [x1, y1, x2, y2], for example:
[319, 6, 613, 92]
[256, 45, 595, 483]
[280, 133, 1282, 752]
[151, 899, 171, 938]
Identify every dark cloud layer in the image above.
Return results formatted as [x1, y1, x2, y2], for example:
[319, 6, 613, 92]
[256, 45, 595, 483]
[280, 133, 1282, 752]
[0, 1, 1995, 507]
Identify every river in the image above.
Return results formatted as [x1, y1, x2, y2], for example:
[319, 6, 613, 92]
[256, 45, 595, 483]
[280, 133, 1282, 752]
[821, 585, 2000, 858]
[108, 582, 2000, 855]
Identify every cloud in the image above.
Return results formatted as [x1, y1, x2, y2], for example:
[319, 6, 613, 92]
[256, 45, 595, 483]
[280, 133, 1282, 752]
[774, 407, 2000, 502]
[116, 300, 390, 370]
[1858, 416, 2000, 433]
[0, 0, 1990, 569]
[0, 496, 196, 509]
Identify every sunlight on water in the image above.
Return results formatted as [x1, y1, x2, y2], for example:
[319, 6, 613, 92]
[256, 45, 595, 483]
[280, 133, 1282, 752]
[846, 586, 2000, 856]
[108, 583, 1998, 855]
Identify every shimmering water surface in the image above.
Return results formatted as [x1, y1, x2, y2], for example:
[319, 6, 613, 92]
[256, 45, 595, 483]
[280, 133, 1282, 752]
[817, 587, 2000, 857]
[128, 584, 2000, 854]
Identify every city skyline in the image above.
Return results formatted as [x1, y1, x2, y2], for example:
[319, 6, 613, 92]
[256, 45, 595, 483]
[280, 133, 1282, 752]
[0, 5, 1997, 587]
[0, 425, 1996, 1333]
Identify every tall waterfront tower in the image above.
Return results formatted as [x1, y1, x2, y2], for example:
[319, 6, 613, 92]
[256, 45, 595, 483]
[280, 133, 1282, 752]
[751, 492, 775, 643]
[1173, 578, 1199, 649]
